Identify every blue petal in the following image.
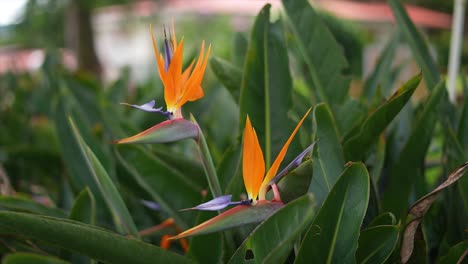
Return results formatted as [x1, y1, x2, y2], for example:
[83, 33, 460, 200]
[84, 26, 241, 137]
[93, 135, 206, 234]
[121, 100, 164, 113]
[141, 200, 160, 211]
[268, 142, 316, 185]
[181, 195, 249, 211]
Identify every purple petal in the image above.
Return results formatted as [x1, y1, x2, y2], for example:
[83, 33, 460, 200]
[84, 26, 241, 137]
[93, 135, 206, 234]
[181, 195, 248, 211]
[268, 142, 316, 185]
[141, 200, 160, 211]
[121, 100, 163, 113]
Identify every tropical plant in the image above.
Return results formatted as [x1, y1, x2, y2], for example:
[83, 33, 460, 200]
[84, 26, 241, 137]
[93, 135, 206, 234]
[0, 0, 466, 263]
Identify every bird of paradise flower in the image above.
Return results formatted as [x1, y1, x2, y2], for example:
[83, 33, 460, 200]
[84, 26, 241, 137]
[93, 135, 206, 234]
[115, 23, 211, 144]
[171, 108, 313, 239]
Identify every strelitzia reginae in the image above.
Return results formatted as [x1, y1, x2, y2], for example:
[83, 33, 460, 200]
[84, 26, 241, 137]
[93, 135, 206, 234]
[115, 23, 211, 144]
[171, 109, 313, 239]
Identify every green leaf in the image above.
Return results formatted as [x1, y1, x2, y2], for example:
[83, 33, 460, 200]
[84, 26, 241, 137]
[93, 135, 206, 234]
[362, 33, 399, 99]
[367, 212, 397, 227]
[115, 144, 201, 229]
[2, 253, 70, 264]
[190, 115, 223, 198]
[387, 0, 439, 88]
[114, 119, 199, 144]
[275, 160, 313, 203]
[69, 118, 139, 238]
[172, 201, 284, 239]
[210, 57, 242, 101]
[381, 80, 446, 218]
[187, 200, 223, 264]
[54, 98, 102, 203]
[0, 196, 66, 218]
[344, 74, 421, 160]
[228, 194, 315, 263]
[0, 212, 192, 264]
[309, 103, 345, 208]
[295, 162, 370, 263]
[232, 32, 248, 67]
[283, 0, 350, 105]
[356, 225, 400, 264]
[68, 189, 96, 264]
[69, 188, 96, 224]
[239, 4, 296, 167]
[437, 240, 468, 264]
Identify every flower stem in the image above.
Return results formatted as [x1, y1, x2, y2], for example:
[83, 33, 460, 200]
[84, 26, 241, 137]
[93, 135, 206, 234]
[190, 115, 223, 198]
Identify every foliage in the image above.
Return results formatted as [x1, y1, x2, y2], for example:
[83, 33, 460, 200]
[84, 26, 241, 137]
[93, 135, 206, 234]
[0, 0, 467, 263]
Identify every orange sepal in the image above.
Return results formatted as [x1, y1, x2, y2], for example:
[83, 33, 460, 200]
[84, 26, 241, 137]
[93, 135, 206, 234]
[242, 116, 265, 201]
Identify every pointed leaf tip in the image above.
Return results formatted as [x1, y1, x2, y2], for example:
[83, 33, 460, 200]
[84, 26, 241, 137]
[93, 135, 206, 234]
[114, 119, 199, 144]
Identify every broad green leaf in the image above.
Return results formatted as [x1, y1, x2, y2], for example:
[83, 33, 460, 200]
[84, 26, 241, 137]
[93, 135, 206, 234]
[115, 144, 201, 229]
[69, 118, 139, 237]
[400, 162, 468, 263]
[283, 0, 350, 105]
[438, 240, 468, 264]
[114, 119, 199, 144]
[0, 196, 66, 218]
[2, 253, 69, 264]
[172, 201, 284, 239]
[344, 74, 421, 160]
[239, 4, 296, 167]
[362, 33, 399, 99]
[69, 188, 96, 224]
[295, 162, 370, 264]
[381, 81, 446, 218]
[0, 212, 191, 264]
[309, 103, 345, 208]
[210, 57, 242, 101]
[229, 194, 315, 263]
[356, 225, 400, 264]
[387, 0, 439, 89]
[368, 212, 397, 227]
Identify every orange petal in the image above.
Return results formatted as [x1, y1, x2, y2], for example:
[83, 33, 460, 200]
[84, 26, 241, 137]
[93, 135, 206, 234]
[168, 38, 184, 98]
[242, 116, 265, 200]
[260, 108, 312, 196]
[150, 27, 174, 106]
[174, 43, 210, 109]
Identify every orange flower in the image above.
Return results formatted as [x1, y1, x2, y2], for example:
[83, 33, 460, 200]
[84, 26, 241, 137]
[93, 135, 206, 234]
[151, 24, 211, 119]
[243, 108, 312, 202]
[121, 23, 211, 120]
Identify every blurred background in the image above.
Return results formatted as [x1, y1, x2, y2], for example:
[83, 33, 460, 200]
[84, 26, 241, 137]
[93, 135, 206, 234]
[0, 0, 465, 83]
[0, 0, 465, 207]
